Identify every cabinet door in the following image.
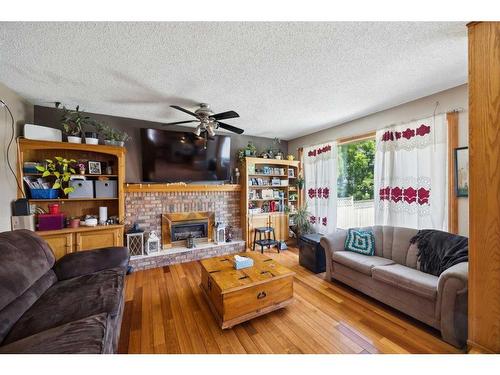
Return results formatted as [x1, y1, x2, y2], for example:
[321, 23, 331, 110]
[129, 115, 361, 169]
[75, 228, 123, 252]
[42, 233, 73, 260]
[247, 215, 270, 249]
[270, 214, 290, 242]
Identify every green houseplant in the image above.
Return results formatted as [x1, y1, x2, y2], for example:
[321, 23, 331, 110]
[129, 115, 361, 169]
[291, 205, 313, 240]
[97, 123, 131, 147]
[35, 157, 77, 196]
[295, 174, 305, 190]
[57, 104, 92, 143]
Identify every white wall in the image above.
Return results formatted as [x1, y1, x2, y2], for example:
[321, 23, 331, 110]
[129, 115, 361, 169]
[0, 82, 34, 232]
[288, 84, 469, 235]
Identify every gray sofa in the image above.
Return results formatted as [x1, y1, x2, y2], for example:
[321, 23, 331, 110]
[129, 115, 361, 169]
[320, 226, 468, 348]
[0, 229, 129, 354]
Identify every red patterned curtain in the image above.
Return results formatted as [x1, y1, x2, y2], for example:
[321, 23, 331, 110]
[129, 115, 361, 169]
[374, 114, 448, 230]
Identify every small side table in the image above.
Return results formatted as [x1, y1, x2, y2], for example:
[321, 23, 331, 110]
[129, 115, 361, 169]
[253, 226, 279, 253]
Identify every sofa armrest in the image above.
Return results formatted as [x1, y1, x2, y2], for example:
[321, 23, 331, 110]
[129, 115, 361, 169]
[437, 262, 468, 348]
[54, 247, 129, 280]
[320, 229, 347, 281]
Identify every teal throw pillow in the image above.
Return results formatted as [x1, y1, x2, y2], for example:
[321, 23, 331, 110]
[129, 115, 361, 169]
[344, 229, 375, 256]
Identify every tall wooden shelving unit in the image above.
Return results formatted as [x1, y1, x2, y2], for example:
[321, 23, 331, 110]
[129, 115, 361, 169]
[241, 157, 301, 249]
[16, 139, 126, 259]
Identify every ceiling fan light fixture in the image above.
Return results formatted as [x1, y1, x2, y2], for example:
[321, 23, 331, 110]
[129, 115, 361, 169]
[207, 124, 216, 137]
[194, 124, 202, 137]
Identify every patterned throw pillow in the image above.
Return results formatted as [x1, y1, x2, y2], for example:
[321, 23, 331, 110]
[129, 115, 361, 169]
[344, 229, 375, 256]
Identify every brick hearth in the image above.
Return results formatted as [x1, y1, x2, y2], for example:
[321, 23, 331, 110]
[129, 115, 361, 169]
[129, 240, 246, 271]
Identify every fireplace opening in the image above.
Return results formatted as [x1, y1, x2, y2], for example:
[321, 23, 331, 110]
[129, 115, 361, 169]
[171, 221, 208, 242]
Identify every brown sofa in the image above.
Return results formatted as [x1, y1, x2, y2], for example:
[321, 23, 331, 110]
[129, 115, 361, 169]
[320, 226, 468, 348]
[0, 229, 129, 354]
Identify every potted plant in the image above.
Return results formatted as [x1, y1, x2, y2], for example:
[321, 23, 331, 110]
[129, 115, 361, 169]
[237, 142, 258, 162]
[295, 174, 305, 190]
[99, 124, 130, 147]
[291, 205, 313, 242]
[271, 138, 284, 159]
[35, 156, 77, 196]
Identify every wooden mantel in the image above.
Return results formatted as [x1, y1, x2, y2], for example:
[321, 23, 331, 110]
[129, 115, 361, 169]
[124, 183, 241, 193]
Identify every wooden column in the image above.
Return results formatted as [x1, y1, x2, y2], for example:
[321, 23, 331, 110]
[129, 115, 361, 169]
[467, 21, 500, 354]
[297, 147, 304, 208]
[447, 111, 459, 234]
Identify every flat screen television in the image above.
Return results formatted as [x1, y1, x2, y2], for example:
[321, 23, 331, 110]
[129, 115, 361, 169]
[141, 128, 231, 182]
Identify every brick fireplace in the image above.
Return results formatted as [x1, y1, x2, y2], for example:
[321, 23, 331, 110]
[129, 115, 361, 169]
[124, 185, 245, 271]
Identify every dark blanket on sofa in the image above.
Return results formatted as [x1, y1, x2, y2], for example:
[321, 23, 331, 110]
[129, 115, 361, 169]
[410, 229, 468, 276]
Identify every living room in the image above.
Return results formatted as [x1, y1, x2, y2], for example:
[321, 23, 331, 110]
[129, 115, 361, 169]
[1, 1, 499, 372]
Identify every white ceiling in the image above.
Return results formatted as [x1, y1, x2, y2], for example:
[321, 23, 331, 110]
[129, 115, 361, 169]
[0, 22, 467, 140]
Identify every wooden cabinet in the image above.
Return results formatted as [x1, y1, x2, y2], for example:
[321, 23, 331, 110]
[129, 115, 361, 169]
[247, 213, 289, 249]
[43, 232, 73, 260]
[39, 225, 124, 260]
[75, 227, 122, 252]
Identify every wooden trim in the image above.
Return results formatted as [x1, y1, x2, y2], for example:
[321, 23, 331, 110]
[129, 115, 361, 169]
[244, 157, 300, 167]
[18, 138, 126, 157]
[467, 21, 500, 353]
[447, 111, 459, 234]
[337, 131, 376, 145]
[124, 183, 241, 193]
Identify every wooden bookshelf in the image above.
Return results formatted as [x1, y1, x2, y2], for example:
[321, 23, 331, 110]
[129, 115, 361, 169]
[16, 138, 126, 259]
[241, 157, 302, 249]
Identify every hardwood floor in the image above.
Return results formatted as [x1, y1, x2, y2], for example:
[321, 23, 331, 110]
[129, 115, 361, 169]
[118, 247, 461, 354]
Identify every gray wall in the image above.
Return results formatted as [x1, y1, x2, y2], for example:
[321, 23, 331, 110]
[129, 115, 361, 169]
[34, 106, 287, 183]
[288, 84, 469, 236]
[0, 82, 34, 231]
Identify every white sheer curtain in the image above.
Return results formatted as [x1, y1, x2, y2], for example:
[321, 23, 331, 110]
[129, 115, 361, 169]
[303, 142, 338, 234]
[374, 114, 448, 230]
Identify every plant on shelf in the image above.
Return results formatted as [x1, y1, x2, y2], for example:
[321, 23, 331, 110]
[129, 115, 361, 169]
[57, 103, 101, 144]
[269, 137, 284, 159]
[295, 174, 305, 190]
[96, 123, 131, 147]
[237, 142, 258, 162]
[35, 157, 77, 196]
[291, 205, 313, 239]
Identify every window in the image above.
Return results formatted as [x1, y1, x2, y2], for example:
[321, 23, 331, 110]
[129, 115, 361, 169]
[336, 137, 376, 229]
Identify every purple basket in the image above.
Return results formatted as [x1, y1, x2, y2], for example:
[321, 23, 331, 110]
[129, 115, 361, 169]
[30, 188, 60, 199]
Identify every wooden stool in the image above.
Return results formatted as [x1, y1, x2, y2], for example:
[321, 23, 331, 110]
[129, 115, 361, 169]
[252, 226, 279, 253]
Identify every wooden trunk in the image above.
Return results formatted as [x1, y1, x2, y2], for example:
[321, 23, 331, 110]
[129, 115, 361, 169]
[199, 252, 294, 329]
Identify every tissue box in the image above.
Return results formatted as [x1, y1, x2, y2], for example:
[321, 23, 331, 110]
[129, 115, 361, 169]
[234, 256, 254, 270]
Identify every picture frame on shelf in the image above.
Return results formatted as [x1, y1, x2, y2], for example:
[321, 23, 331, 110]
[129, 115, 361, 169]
[88, 161, 102, 175]
[288, 168, 295, 178]
[454, 147, 469, 197]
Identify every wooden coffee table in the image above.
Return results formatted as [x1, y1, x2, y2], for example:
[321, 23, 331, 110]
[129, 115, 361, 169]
[200, 252, 295, 329]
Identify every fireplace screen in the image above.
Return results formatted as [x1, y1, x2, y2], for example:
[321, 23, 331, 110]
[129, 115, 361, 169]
[171, 221, 208, 242]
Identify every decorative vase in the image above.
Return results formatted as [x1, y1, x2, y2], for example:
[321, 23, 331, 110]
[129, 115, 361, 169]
[67, 136, 82, 144]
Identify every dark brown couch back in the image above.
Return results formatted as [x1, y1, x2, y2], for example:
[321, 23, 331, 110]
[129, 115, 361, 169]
[0, 230, 57, 344]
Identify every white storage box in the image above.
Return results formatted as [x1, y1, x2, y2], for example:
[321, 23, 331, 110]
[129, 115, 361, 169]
[95, 180, 117, 198]
[68, 180, 94, 199]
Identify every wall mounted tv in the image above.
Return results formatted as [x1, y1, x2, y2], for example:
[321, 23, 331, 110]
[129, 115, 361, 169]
[141, 128, 231, 183]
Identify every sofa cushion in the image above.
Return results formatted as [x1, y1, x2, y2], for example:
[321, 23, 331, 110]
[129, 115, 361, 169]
[372, 264, 438, 300]
[0, 313, 113, 354]
[4, 267, 124, 344]
[344, 229, 375, 256]
[332, 251, 395, 275]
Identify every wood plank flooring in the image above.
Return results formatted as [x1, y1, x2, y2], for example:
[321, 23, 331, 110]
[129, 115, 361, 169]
[118, 248, 462, 354]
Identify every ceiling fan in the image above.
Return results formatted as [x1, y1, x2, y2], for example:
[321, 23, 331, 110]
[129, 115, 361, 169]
[163, 103, 244, 136]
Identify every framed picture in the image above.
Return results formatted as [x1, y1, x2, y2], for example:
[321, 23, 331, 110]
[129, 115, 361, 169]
[288, 168, 295, 178]
[88, 161, 102, 175]
[454, 147, 469, 197]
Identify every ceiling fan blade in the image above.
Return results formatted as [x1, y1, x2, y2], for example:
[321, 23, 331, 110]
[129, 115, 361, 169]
[217, 122, 244, 134]
[162, 120, 199, 126]
[170, 105, 198, 118]
[211, 110, 240, 120]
